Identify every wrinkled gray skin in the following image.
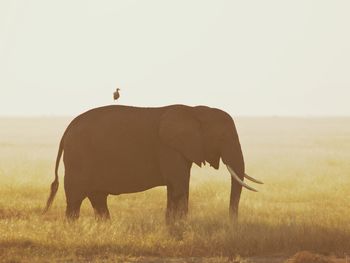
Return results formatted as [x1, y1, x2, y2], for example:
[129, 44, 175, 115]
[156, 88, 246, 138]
[44, 104, 247, 223]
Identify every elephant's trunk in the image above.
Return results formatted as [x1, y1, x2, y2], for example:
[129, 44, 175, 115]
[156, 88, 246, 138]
[229, 174, 243, 221]
[222, 138, 262, 221]
[221, 139, 245, 221]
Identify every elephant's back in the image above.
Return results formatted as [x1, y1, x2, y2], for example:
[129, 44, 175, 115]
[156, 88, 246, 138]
[63, 105, 164, 151]
[68, 105, 162, 126]
[63, 105, 187, 142]
[65, 105, 162, 135]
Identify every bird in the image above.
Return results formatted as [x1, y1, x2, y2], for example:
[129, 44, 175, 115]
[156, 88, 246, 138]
[113, 88, 120, 101]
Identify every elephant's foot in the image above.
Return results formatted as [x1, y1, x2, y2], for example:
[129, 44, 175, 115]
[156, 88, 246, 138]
[94, 209, 111, 221]
[65, 199, 83, 221]
[88, 192, 110, 221]
[165, 207, 188, 226]
[65, 210, 80, 221]
[166, 210, 188, 240]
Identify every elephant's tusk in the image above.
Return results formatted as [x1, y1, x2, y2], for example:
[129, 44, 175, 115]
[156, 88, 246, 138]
[226, 165, 258, 192]
[244, 173, 264, 184]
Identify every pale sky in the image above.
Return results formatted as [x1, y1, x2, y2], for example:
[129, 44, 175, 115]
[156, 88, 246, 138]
[0, 0, 349, 116]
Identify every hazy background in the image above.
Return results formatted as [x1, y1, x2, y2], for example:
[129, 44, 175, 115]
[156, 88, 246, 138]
[0, 0, 349, 117]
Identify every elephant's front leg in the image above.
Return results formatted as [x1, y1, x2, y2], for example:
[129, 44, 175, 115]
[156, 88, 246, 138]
[166, 177, 190, 224]
[159, 146, 192, 225]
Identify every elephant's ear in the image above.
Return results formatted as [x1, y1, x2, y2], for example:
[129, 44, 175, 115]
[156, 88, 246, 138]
[159, 107, 204, 167]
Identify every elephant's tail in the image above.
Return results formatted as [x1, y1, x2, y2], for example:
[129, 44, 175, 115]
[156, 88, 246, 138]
[43, 137, 64, 214]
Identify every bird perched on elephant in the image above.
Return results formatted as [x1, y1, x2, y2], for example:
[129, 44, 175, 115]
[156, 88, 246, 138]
[113, 88, 120, 101]
[43, 104, 262, 223]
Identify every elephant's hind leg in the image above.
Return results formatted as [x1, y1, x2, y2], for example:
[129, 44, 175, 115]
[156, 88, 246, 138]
[64, 176, 86, 221]
[66, 195, 85, 221]
[88, 192, 110, 220]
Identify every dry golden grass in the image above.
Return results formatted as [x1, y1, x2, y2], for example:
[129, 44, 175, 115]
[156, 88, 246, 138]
[285, 251, 334, 263]
[0, 117, 349, 262]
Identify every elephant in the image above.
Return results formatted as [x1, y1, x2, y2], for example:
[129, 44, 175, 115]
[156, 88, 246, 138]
[43, 104, 262, 223]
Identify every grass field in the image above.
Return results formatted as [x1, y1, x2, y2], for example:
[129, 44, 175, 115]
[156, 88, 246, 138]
[0, 117, 349, 262]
